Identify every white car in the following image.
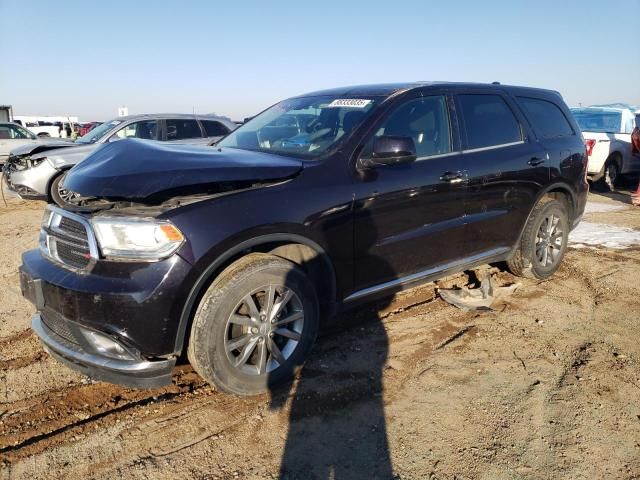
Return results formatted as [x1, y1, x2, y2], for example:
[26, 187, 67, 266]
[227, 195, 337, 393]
[0, 122, 69, 165]
[571, 106, 639, 190]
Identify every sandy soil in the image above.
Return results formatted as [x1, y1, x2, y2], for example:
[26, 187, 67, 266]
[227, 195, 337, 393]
[0, 192, 639, 479]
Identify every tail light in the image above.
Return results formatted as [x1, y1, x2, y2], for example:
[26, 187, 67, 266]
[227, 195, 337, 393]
[585, 139, 596, 157]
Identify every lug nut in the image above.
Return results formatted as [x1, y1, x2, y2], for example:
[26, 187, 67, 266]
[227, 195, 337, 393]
[251, 327, 258, 334]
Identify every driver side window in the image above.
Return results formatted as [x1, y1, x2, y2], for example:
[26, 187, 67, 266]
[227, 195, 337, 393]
[113, 120, 158, 141]
[373, 96, 452, 159]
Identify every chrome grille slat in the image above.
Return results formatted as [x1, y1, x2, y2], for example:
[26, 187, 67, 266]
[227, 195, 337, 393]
[40, 205, 99, 272]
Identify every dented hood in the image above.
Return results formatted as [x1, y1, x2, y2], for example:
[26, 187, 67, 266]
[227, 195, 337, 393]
[63, 138, 303, 200]
[10, 139, 77, 157]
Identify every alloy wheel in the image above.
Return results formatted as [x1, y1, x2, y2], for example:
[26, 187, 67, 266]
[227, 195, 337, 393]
[535, 213, 564, 267]
[56, 174, 81, 205]
[224, 285, 304, 375]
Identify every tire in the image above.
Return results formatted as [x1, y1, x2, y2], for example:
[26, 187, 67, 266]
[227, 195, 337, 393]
[597, 156, 621, 192]
[187, 253, 319, 395]
[50, 172, 78, 207]
[37, 132, 51, 138]
[507, 198, 569, 280]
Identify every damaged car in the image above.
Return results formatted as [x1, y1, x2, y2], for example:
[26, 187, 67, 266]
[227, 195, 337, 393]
[19, 82, 588, 394]
[4, 113, 236, 206]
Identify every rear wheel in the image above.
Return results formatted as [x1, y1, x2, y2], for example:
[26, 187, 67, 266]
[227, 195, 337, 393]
[598, 156, 621, 191]
[507, 198, 569, 279]
[187, 253, 319, 395]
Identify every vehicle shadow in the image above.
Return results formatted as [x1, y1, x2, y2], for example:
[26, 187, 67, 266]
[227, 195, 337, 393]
[268, 210, 395, 479]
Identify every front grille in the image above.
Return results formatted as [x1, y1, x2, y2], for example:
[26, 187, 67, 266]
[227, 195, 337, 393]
[59, 216, 88, 239]
[40, 206, 98, 271]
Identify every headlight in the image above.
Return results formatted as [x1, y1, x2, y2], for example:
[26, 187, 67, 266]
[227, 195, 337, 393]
[91, 217, 184, 260]
[30, 157, 46, 168]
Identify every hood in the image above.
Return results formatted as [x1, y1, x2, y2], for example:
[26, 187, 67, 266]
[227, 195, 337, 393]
[10, 139, 77, 157]
[64, 138, 303, 200]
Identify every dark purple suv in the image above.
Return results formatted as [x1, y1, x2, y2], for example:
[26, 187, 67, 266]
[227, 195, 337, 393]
[20, 82, 589, 395]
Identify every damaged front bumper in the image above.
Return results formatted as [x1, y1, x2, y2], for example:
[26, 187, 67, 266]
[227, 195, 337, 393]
[3, 158, 58, 200]
[19, 248, 193, 388]
[31, 313, 175, 388]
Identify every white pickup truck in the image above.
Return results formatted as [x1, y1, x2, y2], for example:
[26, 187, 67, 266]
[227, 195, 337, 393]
[571, 106, 639, 190]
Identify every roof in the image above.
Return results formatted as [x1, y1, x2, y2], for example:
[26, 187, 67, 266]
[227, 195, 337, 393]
[294, 81, 562, 99]
[107, 113, 230, 122]
[572, 106, 633, 113]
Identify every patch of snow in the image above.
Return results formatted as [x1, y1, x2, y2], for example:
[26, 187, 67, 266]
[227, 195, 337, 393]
[584, 202, 627, 214]
[569, 222, 640, 249]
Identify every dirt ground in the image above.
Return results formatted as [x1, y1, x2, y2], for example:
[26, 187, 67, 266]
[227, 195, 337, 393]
[0, 191, 639, 480]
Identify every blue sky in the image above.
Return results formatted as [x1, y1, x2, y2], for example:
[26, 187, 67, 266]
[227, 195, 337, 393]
[1, 0, 638, 121]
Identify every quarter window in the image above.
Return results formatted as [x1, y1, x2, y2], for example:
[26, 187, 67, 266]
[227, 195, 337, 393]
[373, 96, 452, 158]
[201, 120, 230, 137]
[166, 119, 203, 140]
[517, 97, 573, 139]
[458, 94, 522, 150]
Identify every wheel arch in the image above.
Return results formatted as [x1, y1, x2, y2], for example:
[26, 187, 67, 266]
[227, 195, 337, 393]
[173, 233, 337, 356]
[607, 150, 623, 170]
[46, 167, 72, 202]
[510, 182, 576, 257]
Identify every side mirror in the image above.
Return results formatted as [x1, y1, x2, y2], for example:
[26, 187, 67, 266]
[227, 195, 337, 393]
[359, 136, 417, 169]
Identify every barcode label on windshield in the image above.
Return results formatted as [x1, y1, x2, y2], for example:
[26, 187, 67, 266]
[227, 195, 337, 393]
[327, 99, 372, 108]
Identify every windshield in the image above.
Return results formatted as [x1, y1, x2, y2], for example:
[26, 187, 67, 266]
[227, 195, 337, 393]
[75, 119, 123, 144]
[571, 109, 623, 134]
[218, 96, 379, 158]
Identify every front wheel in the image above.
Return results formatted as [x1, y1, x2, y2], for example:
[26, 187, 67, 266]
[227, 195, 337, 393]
[187, 253, 319, 395]
[50, 172, 79, 207]
[507, 198, 569, 279]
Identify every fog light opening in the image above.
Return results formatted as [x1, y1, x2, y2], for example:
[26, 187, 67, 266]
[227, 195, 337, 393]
[82, 330, 135, 361]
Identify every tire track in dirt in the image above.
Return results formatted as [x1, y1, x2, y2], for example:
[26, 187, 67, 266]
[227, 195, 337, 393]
[0, 367, 207, 461]
[0, 270, 493, 472]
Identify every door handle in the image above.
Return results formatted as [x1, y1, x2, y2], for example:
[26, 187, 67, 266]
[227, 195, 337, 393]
[528, 153, 549, 166]
[440, 171, 464, 183]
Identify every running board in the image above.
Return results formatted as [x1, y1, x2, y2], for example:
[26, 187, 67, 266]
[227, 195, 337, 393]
[343, 247, 511, 304]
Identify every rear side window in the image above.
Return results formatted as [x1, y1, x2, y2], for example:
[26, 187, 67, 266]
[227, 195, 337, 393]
[458, 94, 522, 150]
[517, 97, 573, 139]
[201, 120, 230, 137]
[166, 119, 203, 140]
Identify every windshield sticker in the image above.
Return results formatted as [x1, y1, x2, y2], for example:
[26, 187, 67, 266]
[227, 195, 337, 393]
[326, 99, 372, 108]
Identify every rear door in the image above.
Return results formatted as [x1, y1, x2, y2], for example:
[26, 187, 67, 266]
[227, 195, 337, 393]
[455, 91, 549, 255]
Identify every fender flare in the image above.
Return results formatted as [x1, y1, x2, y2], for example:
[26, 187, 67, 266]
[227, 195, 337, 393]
[509, 182, 577, 258]
[172, 233, 337, 355]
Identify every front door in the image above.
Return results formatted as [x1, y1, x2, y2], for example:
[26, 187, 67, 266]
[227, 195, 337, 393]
[351, 94, 469, 295]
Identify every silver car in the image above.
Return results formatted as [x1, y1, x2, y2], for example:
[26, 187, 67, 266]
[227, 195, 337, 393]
[5, 113, 236, 206]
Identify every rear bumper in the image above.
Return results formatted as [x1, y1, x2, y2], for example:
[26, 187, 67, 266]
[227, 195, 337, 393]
[31, 313, 175, 388]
